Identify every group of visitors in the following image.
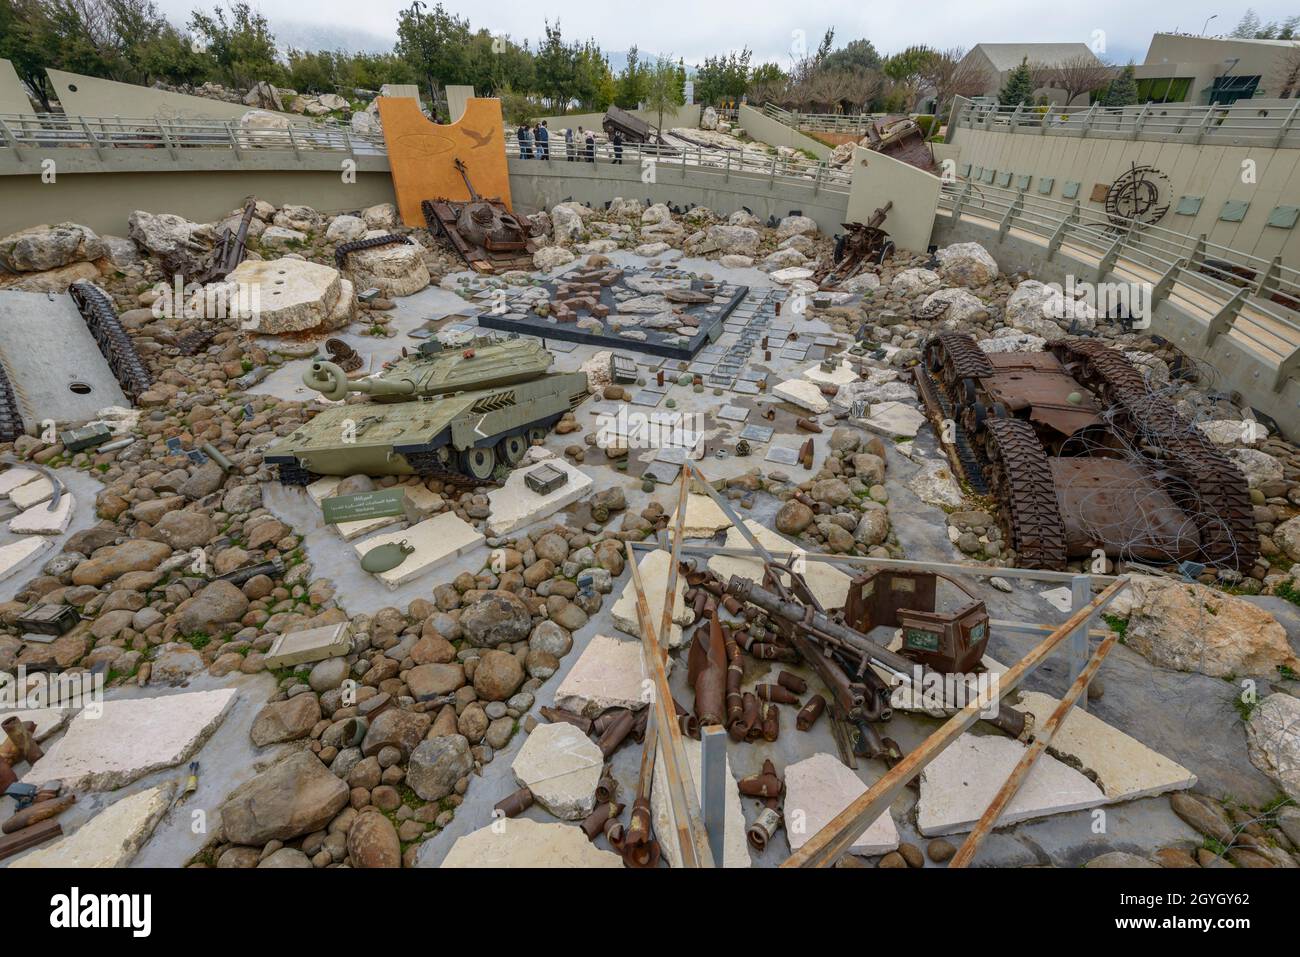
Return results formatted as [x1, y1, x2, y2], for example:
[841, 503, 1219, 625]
[515, 122, 624, 164]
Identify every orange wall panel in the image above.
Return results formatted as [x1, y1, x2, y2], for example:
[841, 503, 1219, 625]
[377, 96, 512, 227]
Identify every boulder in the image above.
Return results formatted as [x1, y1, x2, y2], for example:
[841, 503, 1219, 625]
[921, 287, 988, 323]
[347, 808, 401, 867]
[324, 215, 367, 242]
[174, 580, 249, 634]
[1116, 575, 1299, 678]
[472, 649, 525, 701]
[344, 239, 430, 297]
[534, 245, 576, 270]
[0, 223, 106, 272]
[220, 258, 345, 334]
[776, 215, 818, 239]
[891, 267, 940, 296]
[407, 734, 474, 801]
[220, 752, 348, 845]
[700, 106, 719, 130]
[250, 695, 321, 746]
[460, 592, 533, 647]
[1245, 693, 1300, 801]
[127, 210, 216, 276]
[360, 708, 431, 759]
[152, 509, 217, 550]
[71, 540, 171, 587]
[362, 203, 398, 230]
[936, 242, 998, 287]
[704, 224, 759, 255]
[1005, 280, 1095, 331]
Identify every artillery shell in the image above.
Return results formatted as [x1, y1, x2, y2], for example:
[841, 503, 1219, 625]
[493, 786, 534, 818]
[796, 694, 827, 731]
[541, 706, 593, 735]
[747, 807, 783, 851]
[777, 671, 808, 695]
[581, 801, 624, 842]
[595, 768, 619, 805]
[596, 709, 636, 758]
[796, 418, 823, 433]
[756, 683, 800, 706]
[761, 703, 780, 742]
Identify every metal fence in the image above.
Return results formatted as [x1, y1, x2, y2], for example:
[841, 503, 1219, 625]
[762, 102, 879, 134]
[954, 99, 1300, 147]
[939, 177, 1300, 390]
[0, 112, 387, 159]
[504, 132, 852, 193]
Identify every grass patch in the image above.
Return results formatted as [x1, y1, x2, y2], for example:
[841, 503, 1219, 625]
[1102, 613, 1128, 639]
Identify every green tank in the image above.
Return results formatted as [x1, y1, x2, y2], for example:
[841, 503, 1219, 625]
[264, 336, 589, 484]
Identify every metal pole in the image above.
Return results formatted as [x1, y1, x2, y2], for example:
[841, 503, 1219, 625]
[700, 724, 727, 867]
[1068, 573, 1092, 711]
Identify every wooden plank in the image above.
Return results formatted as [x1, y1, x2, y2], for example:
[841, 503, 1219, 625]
[949, 633, 1119, 868]
[0, 818, 61, 861]
[782, 577, 1130, 868]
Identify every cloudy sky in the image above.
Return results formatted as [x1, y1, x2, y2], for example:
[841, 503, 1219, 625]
[151, 1, 1297, 65]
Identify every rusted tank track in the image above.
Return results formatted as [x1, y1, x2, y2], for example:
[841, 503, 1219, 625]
[983, 418, 1068, 569]
[175, 328, 217, 357]
[1051, 338, 1259, 571]
[333, 234, 413, 269]
[922, 332, 1065, 568]
[913, 354, 988, 495]
[69, 281, 153, 401]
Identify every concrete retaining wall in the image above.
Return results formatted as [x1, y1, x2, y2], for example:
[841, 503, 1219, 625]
[846, 147, 941, 254]
[0, 58, 35, 115]
[736, 105, 832, 160]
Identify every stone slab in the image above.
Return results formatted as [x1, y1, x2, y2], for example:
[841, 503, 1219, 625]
[785, 752, 900, 856]
[611, 548, 693, 648]
[857, 401, 925, 439]
[354, 512, 483, 590]
[708, 520, 852, 610]
[10, 477, 54, 509]
[652, 737, 750, 868]
[306, 475, 342, 504]
[0, 535, 52, 583]
[511, 721, 604, 820]
[772, 378, 830, 414]
[916, 732, 1106, 836]
[9, 491, 74, 534]
[671, 493, 733, 539]
[486, 458, 594, 537]
[803, 360, 859, 388]
[553, 633, 649, 717]
[440, 816, 623, 868]
[9, 785, 172, 868]
[23, 688, 238, 791]
[0, 467, 40, 496]
[1016, 691, 1197, 802]
[335, 512, 406, 542]
[263, 621, 353, 669]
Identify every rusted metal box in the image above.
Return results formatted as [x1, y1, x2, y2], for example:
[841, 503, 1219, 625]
[842, 569, 990, 673]
[16, 603, 81, 637]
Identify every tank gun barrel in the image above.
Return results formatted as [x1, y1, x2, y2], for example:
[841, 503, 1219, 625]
[302, 360, 417, 402]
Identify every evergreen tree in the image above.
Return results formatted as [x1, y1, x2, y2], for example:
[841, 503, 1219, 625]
[998, 57, 1034, 106]
[1103, 62, 1138, 107]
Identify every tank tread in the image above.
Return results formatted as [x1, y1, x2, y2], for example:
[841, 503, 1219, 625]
[984, 418, 1068, 569]
[176, 327, 217, 357]
[913, 362, 988, 495]
[0, 356, 25, 442]
[1051, 337, 1259, 571]
[70, 281, 154, 401]
[932, 332, 996, 381]
[333, 233, 413, 269]
[402, 450, 500, 490]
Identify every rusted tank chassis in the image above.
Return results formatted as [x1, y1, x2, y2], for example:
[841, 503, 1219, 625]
[914, 332, 1258, 571]
[423, 158, 534, 273]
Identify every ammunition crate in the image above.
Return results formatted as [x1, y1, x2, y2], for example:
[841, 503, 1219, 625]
[525, 464, 568, 495]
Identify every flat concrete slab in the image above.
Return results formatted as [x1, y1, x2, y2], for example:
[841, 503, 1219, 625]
[652, 736, 750, 867]
[0, 535, 52, 583]
[708, 519, 852, 610]
[353, 512, 483, 590]
[772, 378, 830, 414]
[0, 291, 128, 432]
[858, 401, 925, 439]
[486, 458, 594, 537]
[335, 511, 406, 542]
[440, 816, 623, 867]
[671, 493, 733, 538]
[262, 621, 353, 670]
[611, 548, 693, 648]
[0, 467, 40, 496]
[784, 752, 900, 856]
[1017, 691, 1197, 802]
[553, 633, 649, 717]
[24, 688, 238, 791]
[10, 477, 53, 509]
[306, 476, 342, 504]
[9, 491, 74, 534]
[511, 721, 604, 820]
[9, 784, 172, 868]
[917, 732, 1106, 836]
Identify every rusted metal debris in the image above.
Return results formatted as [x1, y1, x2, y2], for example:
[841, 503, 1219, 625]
[602, 105, 668, 146]
[422, 158, 536, 273]
[325, 337, 364, 373]
[863, 115, 935, 172]
[916, 332, 1258, 571]
[196, 197, 257, 285]
[817, 202, 895, 289]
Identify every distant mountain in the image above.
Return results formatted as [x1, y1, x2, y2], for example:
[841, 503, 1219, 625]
[273, 19, 396, 55]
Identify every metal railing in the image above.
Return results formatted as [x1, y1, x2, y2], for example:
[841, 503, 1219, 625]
[762, 102, 879, 134]
[938, 177, 1300, 390]
[954, 99, 1300, 147]
[0, 112, 387, 159]
[504, 133, 852, 193]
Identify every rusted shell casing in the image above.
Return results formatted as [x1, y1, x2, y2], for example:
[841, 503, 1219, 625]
[0, 758, 15, 794]
[1, 718, 41, 765]
[687, 610, 728, 727]
[603, 815, 626, 851]
[540, 707, 594, 735]
[740, 692, 761, 741]
[747, 806, 783, 851]
[597, 709, 636, 758]
[799, 438, 814, 470]
[796, 694, 827, 731]
[581, 801, 625, 841]
[756, 683, 800, 706]
[596, 768, 619, 804]
[750, 643, 799, 662]
[632, 706, 650, 743]
[761, 703, 780, 742]
[777, 671, 808, 695]
[1, 793, 75, 834]
[622, 798, 661, 868]
[494, 786, 534, 818]
[738, 759, 783, 799]
[796, 418, 823, 433]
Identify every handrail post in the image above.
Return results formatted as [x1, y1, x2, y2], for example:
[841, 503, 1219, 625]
[287, 124, 301, 160]
[1276, 102, 1300, 147]
[225, 121, 242, 159]
[80, 117, 104, 160]
[997, 190, 1024, 240]
[1079, 102, 1097, 138]
[158, 118, 176, 160]
[1254, 255, 1283, 299]
[1205, 287, 1248, 345]
[0, 117, 23, 162]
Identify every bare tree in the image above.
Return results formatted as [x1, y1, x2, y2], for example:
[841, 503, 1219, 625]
[1026, 60, 1058, 99]
[1051, 54, 1115, 105]
[1271, 44, 1300, 98]
[922, 47, 994, 119]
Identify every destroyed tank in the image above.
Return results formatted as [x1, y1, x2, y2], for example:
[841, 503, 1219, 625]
[422, 158, 534, 273]
[264, 336, 589, 484]
[915, 332, 1258, 571]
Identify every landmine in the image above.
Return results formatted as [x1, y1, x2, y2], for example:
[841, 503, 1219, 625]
[352, 512, 484, 590]
[24, 688, 237, 791]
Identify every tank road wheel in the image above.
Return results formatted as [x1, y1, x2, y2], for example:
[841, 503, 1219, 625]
[526, 426, 548, 445]
[498, 433, 529, 467]
[459, 446, 497, 481]
[983, 418, 1067, 570]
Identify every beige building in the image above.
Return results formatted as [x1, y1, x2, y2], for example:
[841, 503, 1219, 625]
[957, 43, 1107, 106]
[1138, 32, 1300, 104]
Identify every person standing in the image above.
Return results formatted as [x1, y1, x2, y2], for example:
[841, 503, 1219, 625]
[612, 128, 624, 164]
[585, 129, 595, 162]
[564, 126, 574, 161]
[517, 123, 533, 159]
[536, 120, 549, 159]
